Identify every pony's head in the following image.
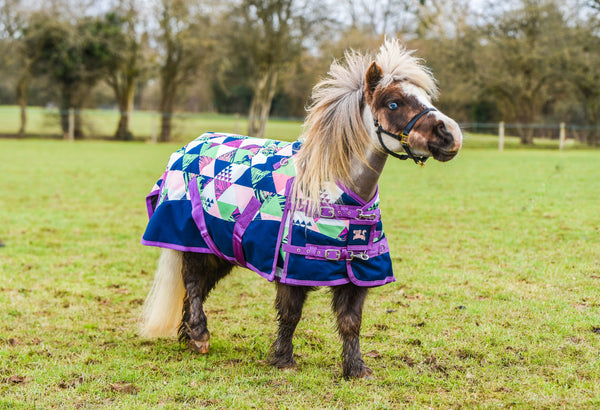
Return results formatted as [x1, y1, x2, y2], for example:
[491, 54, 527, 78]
[295, 39, 462, 209]
[364, 39, 462, 163]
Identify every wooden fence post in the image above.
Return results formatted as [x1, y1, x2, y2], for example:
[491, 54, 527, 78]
[559, 122, 566, 150]
[498, 121, 505, 151]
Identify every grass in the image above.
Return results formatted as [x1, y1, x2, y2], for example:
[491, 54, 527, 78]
[1, 133, 599, 408]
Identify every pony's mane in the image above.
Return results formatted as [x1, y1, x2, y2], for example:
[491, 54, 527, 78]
[293, 39, 437, 210]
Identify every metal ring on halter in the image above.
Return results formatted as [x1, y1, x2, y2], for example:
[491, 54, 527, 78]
[374, 107, 437, 166]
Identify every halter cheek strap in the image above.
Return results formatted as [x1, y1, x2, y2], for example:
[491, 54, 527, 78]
[374, 107, 437, 166]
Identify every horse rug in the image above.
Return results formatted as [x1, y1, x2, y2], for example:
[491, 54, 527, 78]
[142, 133, 394, 287]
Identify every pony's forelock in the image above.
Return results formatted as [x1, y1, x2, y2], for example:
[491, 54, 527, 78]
[376, 38, 438, 99]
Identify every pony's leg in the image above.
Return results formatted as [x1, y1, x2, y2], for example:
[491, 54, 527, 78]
[179, 252, 234, 354]
[270, 282, 311, 369]
[332, 284, 371, 379]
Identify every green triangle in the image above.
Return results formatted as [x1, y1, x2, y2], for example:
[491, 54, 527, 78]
[260, 195, 285, 218]
[315, 222, 345, 239]
[275, 159, 297, 176]
[233, 149, 252, 164]
[201, 144, 219, 158]
[217, 201, 238, 222]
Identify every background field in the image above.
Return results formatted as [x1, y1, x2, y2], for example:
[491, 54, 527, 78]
[1, 130, 599, 408]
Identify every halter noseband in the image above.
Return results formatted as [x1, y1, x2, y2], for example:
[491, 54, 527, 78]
[374, 107, 437, 166]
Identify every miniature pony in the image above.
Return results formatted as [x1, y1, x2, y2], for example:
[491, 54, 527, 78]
[140, 39, 462, 379]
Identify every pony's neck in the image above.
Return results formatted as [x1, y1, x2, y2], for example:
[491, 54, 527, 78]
[344, 109, 388, 202]
[347, 146, 388, 202]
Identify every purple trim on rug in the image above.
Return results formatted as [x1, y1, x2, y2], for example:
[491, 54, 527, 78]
[274, 178, 295, 282]
[188, 177, 237, 264]
[338, 182, 381, 211]
[145, 189, 161, 219]
[232, 197, 262, 266]
[337, 181, 364, 206]
[244, 261, 275, 282]
[140, 239, 213, 254]
[277, 276, 351, 287]
[346, 260, 396, 287]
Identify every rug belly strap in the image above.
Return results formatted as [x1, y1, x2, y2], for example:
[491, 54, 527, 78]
[282, 238, 389, 261]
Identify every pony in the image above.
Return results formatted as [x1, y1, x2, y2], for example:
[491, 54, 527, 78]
[139, 39, 462, 379]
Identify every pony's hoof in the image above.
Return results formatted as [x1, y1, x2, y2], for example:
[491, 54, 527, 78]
[273, 358, 297, 370]
[344, 365, 373, 379]
[189, 339, 210, 354]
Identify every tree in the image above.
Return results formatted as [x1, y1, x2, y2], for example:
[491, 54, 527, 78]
[97, 5, 148, 140]
[409, 0, 483, 123]
[476, 0, 571, 144]
[223, 0, 320, 138]
[561, 1, 600, 144]
[0, 1, 42, 137]
[29, 16, 114, 139]
[155, 0, 212, 142]
[341, 0, 416, 36]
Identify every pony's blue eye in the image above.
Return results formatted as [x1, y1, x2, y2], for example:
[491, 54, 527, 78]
[387, 102, 399, 110]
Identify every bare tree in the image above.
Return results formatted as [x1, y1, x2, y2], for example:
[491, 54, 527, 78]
[154, 0, 212, 142]
[224, 0, 320, 139]
[100, 3, 149, 140]
[342, 0, 416, 36]
[0, 0, 41, 137]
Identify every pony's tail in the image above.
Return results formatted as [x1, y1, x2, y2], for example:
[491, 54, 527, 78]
[140, 249, 186, 338]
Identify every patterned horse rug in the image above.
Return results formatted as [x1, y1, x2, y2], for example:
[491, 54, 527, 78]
[142, 133, 394, 287]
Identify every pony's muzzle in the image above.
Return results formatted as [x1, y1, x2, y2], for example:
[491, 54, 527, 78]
[429, 120, 462, 161]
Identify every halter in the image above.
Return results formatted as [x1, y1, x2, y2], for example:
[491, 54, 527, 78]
[374, 107, 437, 166]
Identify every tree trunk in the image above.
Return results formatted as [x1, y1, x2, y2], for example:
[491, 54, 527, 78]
[74, 109, 84, 139]
[16, 73, 28, 138]
[159, 89, 175, 142]
[519, 129, 534, 145]
[247, 73, 268, 138]
[115, 81, 135, 140]
[247, 67, 278, 139]
[60, 106, 69, 139]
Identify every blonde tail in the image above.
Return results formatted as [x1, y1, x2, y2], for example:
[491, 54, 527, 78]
[140, 249, 186, 338]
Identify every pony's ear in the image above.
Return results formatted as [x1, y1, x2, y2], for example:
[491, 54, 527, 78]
[364, 62, 383, 101]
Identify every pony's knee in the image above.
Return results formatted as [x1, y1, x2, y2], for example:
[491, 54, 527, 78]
[336, 311, 362, 336]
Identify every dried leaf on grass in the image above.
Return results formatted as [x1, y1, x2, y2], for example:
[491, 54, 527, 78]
[8, 375, 27, 384]
[109, 382, 139, 395]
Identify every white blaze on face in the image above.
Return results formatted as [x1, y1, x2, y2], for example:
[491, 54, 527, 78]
[401, 83, 463, 155]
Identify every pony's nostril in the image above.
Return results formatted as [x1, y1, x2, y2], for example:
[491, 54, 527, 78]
[435, 121, 454, 145]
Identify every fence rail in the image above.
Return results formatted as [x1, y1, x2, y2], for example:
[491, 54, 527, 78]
[0, 106, 599, 148]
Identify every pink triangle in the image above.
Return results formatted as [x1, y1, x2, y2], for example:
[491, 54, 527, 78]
[224, 138, 243, 148]
[273, 173, 293, 195]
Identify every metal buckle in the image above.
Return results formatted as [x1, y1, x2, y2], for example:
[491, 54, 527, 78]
[324, 249, 341, 260]
[400, 133, 410, 145]
[356, 209, 377, 220]
[347, 251, 370, 261]
[355, 251, 370, 260]
[319, 206, 335, 218]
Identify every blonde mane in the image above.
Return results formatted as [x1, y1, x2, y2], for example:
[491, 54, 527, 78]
[293, 39, 437, 211]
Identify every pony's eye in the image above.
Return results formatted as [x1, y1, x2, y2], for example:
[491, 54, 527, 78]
[387, 102, 399, 110]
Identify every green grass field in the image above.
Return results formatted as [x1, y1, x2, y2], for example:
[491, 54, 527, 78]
[1, 132, 599, 408]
